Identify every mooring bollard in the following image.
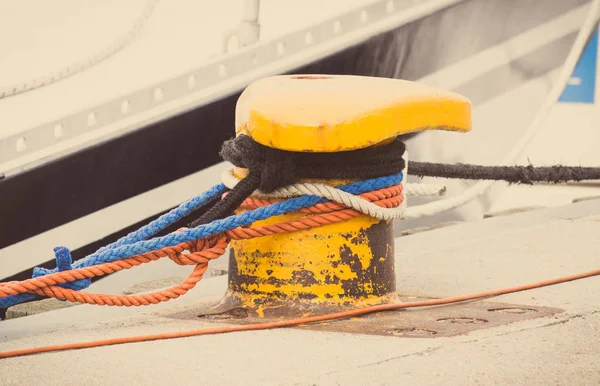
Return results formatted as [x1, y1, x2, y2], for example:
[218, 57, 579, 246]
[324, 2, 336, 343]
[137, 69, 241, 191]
[203, 75, 471, 319]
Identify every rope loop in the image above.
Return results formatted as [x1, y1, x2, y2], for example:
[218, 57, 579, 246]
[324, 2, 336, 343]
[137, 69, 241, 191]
[0, 234, 230, 307]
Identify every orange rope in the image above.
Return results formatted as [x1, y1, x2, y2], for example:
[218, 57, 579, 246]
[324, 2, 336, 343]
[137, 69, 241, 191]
[1, 268, 598, 359]
[0, 184, 403, 306]
[0, 235, 228, 306]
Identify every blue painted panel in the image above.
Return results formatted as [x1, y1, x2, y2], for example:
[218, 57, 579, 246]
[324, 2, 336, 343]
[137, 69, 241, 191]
[558, 28, 598, 104]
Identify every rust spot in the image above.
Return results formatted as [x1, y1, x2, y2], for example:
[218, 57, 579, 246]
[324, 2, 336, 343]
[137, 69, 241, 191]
[230, 249, 327, 295]
[265, 276, 281, 286]
[365, 220, 396, 295]
[296, 292, 319, 300]
[265, 290, 290, 300]
[291, 270, 319, 287]
[339, 245, 362, 271]
[350, 231, 367, 245]
[339, 221, 395, 298]
[228, 249, 239, 287]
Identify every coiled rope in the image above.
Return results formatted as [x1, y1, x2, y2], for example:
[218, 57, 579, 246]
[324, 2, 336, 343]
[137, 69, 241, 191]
[219, 135, 600, 222]
[0, 181, 403, 307]
[190, 135, 406, 226]
[0, 135, 409, 309]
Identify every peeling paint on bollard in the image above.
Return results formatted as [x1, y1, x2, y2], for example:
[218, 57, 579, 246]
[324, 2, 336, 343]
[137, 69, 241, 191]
[222, 215, 396, 317]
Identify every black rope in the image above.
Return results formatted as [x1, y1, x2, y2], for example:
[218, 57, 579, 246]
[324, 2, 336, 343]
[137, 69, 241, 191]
[221, 134, 406, 191]
[409, 162, 600, 185]
[189, 134, 600, 228]
[189, 135, 406, 227]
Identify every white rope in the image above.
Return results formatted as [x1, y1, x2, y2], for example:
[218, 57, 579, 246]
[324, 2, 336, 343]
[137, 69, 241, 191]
[222, 164, 451, 220]
[405, 182, 446, 196]
[403, 0, 600, 219]
[221, 167, 445, 198]
[282, 182, 404, 220]
[221, 167, 404, 220]
[0, 0, 159, 99]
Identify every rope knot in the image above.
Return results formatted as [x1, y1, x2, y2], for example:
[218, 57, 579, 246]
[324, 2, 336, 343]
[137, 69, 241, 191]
[168, 234, 229, 266]
[220, 135, 297, 192]
[33, 246, 91, 292]
[190, 134, 406, 227]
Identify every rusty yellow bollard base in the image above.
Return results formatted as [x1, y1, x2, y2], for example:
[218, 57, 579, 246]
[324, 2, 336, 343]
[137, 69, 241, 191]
[198, 75, 471, 319]
[224, 212, 397, 318]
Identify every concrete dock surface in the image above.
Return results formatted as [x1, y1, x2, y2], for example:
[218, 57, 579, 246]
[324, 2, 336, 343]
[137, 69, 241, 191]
[1, 198, 599, 385]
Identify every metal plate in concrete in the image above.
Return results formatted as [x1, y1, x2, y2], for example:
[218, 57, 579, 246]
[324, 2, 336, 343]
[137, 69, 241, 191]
[294, 301, 563, 338]
[168, 299, 563, 338]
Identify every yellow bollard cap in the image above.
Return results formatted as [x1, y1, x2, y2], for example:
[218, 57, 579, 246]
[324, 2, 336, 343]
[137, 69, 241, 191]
[235, 74, 472, 152]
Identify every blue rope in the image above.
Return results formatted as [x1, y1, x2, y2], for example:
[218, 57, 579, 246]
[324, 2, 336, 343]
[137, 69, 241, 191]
[0, 184, 225, 309]
[1, 173, 402, 308]
[33, 247, 91, 291]
[5, 247, 93, 307]
[97, 183, 227, 252]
